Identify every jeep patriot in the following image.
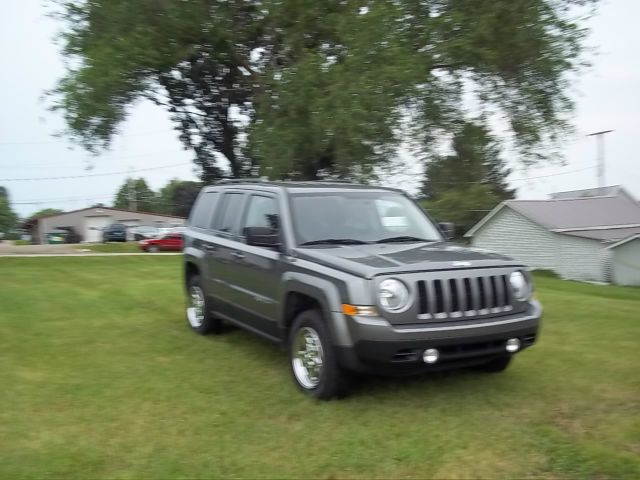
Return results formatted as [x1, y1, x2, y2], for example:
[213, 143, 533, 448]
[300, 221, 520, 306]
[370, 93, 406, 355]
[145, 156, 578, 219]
[184, 181, 542, 399]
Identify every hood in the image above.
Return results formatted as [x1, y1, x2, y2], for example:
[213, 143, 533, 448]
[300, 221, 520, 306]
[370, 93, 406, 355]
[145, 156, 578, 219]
[293, 242, 522, 278]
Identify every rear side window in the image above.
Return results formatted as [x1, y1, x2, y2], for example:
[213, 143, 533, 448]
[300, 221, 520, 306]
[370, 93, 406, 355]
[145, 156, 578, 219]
[213, 193, 245, 234]
[189, 191, 218, 229]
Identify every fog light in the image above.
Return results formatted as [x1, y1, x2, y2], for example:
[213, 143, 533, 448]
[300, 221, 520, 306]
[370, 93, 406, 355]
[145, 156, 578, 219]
[423, 348, 440, 364]
[505, 338, 521, 353]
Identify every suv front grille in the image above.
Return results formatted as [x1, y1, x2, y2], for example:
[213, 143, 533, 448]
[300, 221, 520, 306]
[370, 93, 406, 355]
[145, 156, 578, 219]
[416, 274, 513, 320]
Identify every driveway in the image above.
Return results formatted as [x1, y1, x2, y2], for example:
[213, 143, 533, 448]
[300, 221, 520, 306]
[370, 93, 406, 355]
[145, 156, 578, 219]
[0, 241, 180, 257]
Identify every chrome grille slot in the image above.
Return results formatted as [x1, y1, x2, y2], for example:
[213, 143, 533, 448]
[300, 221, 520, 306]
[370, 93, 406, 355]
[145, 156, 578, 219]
[417, 272, 515, 321]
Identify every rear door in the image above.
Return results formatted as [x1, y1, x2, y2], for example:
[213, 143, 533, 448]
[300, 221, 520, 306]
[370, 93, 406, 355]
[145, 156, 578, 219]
[206, 191, 248, 319]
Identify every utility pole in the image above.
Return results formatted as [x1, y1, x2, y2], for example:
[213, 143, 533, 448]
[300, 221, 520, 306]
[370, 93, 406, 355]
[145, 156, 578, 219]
[586, 130, 613, 188]
[127, 168, 137, 212]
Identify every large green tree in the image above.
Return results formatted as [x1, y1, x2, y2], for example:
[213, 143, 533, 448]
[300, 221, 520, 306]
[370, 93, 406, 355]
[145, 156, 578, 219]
[113, 178, 158, 212]
[0, 186, 18, 235]
[51, 0, 595, 180]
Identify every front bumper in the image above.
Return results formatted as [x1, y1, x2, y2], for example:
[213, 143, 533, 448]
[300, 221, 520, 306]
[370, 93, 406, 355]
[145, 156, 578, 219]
[337, 300, 542, 374]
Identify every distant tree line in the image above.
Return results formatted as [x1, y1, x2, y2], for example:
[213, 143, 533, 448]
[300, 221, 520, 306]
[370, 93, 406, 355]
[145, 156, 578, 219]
[113, 178, 201, 217]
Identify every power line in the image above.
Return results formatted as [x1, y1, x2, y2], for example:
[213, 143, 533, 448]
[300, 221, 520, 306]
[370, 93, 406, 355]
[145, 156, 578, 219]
[0, 148, 191, 168]
[0, 129, 177, 146]
[425, 165, 597, 186]
[0, 162, 192, 182]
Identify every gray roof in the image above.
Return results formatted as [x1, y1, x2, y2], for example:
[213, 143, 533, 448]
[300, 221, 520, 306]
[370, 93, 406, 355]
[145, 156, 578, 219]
[507, 195, 640, 231]
[607, 234, 640, 249]
[562, 226, 640, 242]
[466, 186, 640, 242]
[550, 185, 625, 199]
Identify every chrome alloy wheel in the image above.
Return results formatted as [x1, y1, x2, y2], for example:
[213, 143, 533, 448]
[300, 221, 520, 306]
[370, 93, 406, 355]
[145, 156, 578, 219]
[187, 285, 205, 328]
[292, 327, 324, 389]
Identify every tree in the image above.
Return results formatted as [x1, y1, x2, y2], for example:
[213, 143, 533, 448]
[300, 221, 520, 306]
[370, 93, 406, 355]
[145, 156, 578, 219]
[0, 186, 18, 235]
[421, 184, 501, 238]
[158, 178, 202, 217]
[113, 178, 158, 212]
[51, 0, 596, 180]
[420, 121, 514, 236]
[169, 181, 202, 218]
[28, 208, 64, 219]
[421, 121, 515, 201]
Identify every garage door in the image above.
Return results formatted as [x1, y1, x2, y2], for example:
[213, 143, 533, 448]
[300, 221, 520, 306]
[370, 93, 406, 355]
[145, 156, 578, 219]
[85, 216, 111, 243]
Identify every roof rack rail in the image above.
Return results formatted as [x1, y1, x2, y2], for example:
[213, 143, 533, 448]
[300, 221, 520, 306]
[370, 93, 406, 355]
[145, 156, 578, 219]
[214, 177, 269, 184]
[310, 179, 356, 184]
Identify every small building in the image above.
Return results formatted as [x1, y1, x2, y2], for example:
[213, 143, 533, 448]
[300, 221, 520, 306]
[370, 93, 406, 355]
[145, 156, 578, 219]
[24, 206, 186, 244]
[465, 186, 640, 284]
[607, 235, 640, 286]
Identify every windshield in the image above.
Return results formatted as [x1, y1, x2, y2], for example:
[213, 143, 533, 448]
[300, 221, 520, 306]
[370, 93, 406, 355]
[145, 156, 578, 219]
[290, 192, 442, 245]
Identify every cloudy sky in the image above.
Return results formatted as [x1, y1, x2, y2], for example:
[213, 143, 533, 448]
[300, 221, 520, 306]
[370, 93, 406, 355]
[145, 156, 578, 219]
[1, 1, 639, 218]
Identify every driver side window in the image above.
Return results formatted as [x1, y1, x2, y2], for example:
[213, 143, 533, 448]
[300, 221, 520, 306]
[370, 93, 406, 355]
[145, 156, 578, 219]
[242, 195, 279, 237]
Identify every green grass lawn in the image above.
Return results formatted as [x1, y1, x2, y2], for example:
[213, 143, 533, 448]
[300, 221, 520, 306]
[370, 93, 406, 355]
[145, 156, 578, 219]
[1, 257, 638, 479]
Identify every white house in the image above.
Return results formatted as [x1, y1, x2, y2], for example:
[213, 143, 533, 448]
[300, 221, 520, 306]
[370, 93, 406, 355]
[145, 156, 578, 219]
[465, 186, 640, 284]
[25, 206, 186, 244]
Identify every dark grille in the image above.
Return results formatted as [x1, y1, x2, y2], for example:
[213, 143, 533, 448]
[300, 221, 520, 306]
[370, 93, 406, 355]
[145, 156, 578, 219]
[417, 274, 513, 319]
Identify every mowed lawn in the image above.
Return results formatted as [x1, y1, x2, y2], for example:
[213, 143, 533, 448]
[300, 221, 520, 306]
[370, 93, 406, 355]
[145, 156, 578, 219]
[0, 257, 638, 479]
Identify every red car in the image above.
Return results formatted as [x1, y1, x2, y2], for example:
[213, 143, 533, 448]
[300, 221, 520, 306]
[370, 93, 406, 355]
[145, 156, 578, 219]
[139, 233, 183, 253]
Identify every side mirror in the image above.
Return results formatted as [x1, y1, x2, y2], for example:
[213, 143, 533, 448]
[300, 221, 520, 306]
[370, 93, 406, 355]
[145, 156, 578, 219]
[438, 222, 455, 240]
[244, 226, 281, 249]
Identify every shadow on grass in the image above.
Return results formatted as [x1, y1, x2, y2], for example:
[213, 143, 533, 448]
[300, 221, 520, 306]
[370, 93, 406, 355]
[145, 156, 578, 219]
[201, 320, 503, 400]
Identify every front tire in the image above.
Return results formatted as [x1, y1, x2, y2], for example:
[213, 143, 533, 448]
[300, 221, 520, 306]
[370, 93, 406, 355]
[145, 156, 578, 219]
[148, 245, 159, 253]
[289, 310, 349, 400]
[186, 275, 222, 335]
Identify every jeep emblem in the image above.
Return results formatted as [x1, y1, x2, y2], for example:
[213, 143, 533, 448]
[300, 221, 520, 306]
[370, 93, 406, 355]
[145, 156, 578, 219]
[452, 261, 472, 267]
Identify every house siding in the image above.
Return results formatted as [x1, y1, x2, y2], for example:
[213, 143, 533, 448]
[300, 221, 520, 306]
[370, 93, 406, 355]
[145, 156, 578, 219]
[555, 234, 610, 282]
[471, 207, 557, 269]
[611, 239, 640, 286]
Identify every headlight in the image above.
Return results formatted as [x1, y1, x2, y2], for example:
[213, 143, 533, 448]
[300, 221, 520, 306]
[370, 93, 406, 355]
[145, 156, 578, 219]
[509, 271, 531, 301]
[378, 278, 411, 312]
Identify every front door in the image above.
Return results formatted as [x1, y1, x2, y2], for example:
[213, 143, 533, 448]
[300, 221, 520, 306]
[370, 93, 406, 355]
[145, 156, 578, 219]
[225, 193, 282, 339]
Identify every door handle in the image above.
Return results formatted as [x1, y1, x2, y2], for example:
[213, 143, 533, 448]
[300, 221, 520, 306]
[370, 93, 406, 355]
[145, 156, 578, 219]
[231, 251, 245, 260]
[203, 243, 217, 251]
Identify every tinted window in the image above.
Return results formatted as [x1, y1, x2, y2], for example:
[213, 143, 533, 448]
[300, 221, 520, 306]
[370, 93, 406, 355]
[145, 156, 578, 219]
[189, 191, 218, 229]
[214, 193, 245, 234]
[242, 196, 279, 235]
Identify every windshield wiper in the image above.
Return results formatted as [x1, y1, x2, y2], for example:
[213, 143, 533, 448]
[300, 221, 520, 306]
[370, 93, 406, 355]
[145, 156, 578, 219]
[375, 236, 433, 244]
[299, 238, 372, 246]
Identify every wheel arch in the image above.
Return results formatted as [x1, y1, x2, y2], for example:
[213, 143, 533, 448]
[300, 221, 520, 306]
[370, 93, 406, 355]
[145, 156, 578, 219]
[280, 272, 354, 347]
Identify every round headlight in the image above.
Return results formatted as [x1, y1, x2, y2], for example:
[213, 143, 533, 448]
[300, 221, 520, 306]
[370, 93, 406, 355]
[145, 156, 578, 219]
[509, 271, 531, 301]
[378, 278, 411, 312]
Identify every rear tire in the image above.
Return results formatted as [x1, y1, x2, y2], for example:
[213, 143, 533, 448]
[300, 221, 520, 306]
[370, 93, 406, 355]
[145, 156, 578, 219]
[289, 309, 350, 400]
[186, 275, 222, 335]
[481, 355, 512, 373]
